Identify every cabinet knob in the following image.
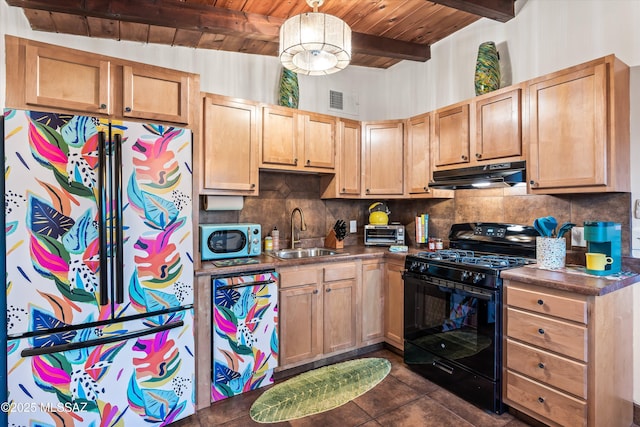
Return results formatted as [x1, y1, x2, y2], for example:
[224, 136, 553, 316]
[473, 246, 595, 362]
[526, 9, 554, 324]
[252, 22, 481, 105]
[538, 397, 545, 404]
[423, 186, 429, 192]
[366, 188, 370, 194]
[250, 183, 256, 189]
[99, 103, 107, 109]
[461, 155, 467, 160]
[294, 158, 298, 166]
[342, 187, 346, 192]
[306, 159, 310, 165]
[529, 180, 537, 187]
[475, 153, 481, 159]
[125, 107, 132, 112]
[537, 299, 544, 305]
[313, 289, 319, 294]
[538, 362, 545, 369]
[326, 288, 331, 293]
[538, 328, 545, 335]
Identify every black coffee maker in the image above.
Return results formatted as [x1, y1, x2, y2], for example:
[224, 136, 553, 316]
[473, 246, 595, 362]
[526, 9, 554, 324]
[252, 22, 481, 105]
[584, 221, 621, 275]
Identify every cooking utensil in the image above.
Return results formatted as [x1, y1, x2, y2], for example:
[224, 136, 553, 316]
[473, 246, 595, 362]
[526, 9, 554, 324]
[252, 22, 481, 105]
[333, 220, 347, 241]
[557, 222, 576, 238]
[533, 216, 559, 237]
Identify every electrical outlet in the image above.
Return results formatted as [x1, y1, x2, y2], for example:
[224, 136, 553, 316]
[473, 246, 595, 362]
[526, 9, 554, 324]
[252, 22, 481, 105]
[349, 220, 357, 233]
[571, 226, 586, 247]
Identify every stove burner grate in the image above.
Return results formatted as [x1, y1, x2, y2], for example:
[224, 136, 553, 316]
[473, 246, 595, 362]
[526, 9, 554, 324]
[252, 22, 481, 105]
[415, 250, 532, 269]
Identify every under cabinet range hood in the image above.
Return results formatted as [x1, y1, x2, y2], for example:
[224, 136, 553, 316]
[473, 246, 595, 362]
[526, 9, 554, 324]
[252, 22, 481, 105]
[429, 161, 526, 189]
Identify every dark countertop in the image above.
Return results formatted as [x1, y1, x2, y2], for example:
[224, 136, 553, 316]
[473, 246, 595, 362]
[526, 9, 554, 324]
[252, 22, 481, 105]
[195, 244, 420, 277]
[501, 264, 640, 296]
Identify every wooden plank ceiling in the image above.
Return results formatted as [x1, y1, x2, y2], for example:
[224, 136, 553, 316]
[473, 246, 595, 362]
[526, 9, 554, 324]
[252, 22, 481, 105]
[6, 0, 515, 69]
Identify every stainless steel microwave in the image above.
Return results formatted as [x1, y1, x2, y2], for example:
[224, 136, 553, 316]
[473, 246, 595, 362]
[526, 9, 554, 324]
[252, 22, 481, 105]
[200, 223, 261, 260]
[364, 224, 405, 246]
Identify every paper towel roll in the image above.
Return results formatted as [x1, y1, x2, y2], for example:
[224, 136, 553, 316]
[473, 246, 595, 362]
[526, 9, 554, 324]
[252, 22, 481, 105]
[203, 195, 244, 211]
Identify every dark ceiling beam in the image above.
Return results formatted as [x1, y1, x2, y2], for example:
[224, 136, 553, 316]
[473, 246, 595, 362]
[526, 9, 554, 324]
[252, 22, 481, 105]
[431, 0, 515, 22]
[6, 0, 431, 62]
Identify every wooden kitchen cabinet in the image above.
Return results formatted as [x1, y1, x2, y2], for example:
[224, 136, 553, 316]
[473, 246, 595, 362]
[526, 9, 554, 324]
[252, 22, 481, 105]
[433, 85, 523, 171]
[278, 262, 357, 369]
[261, 105, 336, 172]
[20, 40, 111, 114]
[433, 102, 470, 168]
[503, 280, 633, 427]
[360, 259, 385, 345]
[201, 94, 259, 195]
[474, 86, 522, 162]
[6, 36, 197, 126]
[122, 64, 190, 124]
[406, 113, 432, 195]
[362, 120, 404, 197]
[384, 259, 404, 350]
[321, 118, 362, 199]
[527, 55, 630, 193]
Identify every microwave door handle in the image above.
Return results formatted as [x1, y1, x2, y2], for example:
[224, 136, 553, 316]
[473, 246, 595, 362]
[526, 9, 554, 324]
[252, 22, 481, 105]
[247, 226, 252, 254]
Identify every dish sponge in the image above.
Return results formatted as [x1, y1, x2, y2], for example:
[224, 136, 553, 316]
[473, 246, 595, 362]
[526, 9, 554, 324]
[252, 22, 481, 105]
[389, 245, 408, 253]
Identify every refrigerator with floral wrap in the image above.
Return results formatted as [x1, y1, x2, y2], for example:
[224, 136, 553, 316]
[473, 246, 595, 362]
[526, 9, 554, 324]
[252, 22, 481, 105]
[1, 109, 195, 426]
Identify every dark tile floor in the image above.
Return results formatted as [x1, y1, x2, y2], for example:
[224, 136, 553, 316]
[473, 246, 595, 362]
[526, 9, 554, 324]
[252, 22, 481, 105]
[172, 348, 541, 427]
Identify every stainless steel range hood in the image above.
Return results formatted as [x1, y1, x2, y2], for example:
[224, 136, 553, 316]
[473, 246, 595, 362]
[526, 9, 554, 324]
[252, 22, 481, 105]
[429, 161, 526, 189]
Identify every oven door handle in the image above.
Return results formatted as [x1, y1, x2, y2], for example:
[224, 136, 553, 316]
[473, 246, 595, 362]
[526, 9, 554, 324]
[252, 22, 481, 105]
[433, 360, 454, 375]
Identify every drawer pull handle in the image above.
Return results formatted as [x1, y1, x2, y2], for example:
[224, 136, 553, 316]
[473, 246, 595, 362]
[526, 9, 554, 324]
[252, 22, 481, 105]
[537, 299, 544, 305]
[538, 328, 545, 335]
[538, 362, 545, 369]
[538, 397, 545, 404]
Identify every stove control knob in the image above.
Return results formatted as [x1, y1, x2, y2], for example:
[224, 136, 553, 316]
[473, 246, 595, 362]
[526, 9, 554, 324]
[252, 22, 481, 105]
[461, 270, 471, 281]
[418, 262, 428, 273]
[472, 273, 486, 283]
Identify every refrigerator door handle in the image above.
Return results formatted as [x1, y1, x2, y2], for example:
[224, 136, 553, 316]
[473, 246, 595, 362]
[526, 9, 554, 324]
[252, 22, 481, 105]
[98, 130, 109, 306]
[20, 320, 184, 357]
[113, 132, 124, 304]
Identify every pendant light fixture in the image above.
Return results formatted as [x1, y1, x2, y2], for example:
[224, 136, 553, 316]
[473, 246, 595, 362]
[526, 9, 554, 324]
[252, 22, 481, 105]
[279, 0, 352, 76]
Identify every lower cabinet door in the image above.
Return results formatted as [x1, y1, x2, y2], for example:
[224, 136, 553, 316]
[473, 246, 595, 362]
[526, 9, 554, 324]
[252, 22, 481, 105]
[7, 310, 195, 426]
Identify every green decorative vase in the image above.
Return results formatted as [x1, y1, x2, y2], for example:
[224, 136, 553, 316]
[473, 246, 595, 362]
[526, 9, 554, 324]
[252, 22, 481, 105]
[474, 41, 501, 95]
[278, 68, 299, 109]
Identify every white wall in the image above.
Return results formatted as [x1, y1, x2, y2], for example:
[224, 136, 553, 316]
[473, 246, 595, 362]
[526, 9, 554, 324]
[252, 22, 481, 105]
[2, 0, 640, 405]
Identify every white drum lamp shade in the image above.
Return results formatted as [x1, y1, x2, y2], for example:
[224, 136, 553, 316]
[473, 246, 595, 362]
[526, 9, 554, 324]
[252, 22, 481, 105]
[279, 1, 351, 76]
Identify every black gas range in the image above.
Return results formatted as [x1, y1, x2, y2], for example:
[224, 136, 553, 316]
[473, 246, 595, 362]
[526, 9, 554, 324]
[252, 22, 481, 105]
[403, 223, 539, 414]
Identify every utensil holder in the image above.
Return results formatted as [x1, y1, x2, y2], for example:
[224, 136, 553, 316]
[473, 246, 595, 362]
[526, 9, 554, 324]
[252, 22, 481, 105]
[324, 229, 344, 249]
[536, 237, 566, 269]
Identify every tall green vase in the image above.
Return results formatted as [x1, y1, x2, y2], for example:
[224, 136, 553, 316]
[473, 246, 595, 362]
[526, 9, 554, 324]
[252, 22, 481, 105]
[278, 68, 299, 109]
[474, 41, 501, 96]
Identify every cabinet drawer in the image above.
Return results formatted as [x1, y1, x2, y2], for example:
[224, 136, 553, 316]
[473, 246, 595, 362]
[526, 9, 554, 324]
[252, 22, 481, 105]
[279, 267, 319, 288]
[506, 285, 587, 324]
[507, 308, 587, 362]
[323, 263, 356, 282]
[506, 339, 587, 398]
[506, 371, 586, 427]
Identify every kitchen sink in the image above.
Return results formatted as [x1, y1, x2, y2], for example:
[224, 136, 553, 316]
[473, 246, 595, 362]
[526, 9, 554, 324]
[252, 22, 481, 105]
[271, 247, 348, 259]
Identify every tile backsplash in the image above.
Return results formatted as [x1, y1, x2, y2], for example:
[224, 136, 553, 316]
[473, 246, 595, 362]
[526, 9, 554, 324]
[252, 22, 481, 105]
[199, 172, 632, 255]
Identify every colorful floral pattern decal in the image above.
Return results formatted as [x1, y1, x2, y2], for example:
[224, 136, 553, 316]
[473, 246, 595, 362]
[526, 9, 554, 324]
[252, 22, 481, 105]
[4, 109, 195, 425]
[212, 272, 279, 401]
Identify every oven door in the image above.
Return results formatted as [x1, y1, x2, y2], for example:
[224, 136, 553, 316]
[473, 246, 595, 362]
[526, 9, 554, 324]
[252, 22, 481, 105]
[403, 272, 500, 381]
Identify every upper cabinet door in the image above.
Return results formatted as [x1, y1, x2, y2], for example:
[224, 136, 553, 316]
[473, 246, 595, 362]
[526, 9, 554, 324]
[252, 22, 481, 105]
[261, 106, 299, 167]
[363, 120, 404, 196]
[25, 44, 111, 114]
[433, 103, 470, 167]
[303, 113, 336, 170]
[528, 63, 609, 191]
[406, 113, 431, 195]
[122, 65, 189, 124]
[339, 119, 362, 196]
[475, 87, 522, 161]
[202, 94, 259, 195]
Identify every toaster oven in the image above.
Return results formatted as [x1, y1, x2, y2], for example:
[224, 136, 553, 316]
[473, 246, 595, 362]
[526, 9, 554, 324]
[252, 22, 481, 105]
[364, 224, 405, 246]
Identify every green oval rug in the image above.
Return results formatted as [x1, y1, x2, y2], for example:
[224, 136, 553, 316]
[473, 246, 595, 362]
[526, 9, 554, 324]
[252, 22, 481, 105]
[250, 357, 391, 423]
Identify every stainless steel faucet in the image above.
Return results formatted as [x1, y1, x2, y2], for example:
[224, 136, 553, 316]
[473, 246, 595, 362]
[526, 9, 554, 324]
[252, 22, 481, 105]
[290, 207, 307, 249]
